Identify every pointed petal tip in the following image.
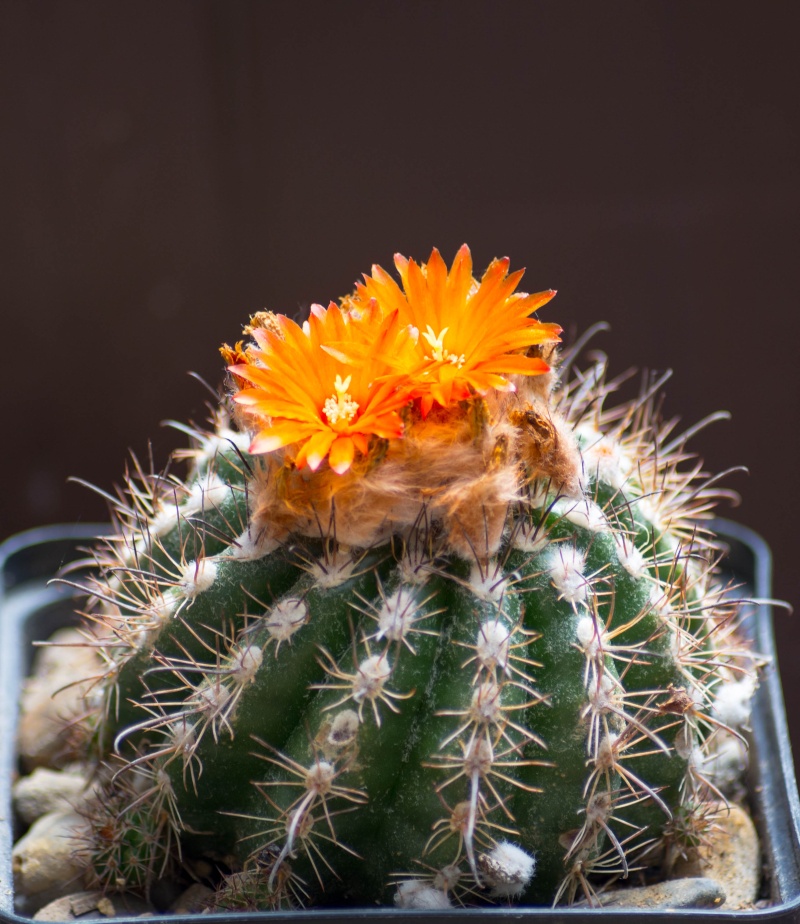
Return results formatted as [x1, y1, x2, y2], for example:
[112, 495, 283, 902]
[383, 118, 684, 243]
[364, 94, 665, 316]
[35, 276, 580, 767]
[305, 453, 324, 472]
[249, 434, 280, 455]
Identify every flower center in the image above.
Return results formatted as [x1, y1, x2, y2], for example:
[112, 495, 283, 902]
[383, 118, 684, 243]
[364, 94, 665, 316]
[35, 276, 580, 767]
[323, 374, 359, 426]
[421, 325, 465, 368]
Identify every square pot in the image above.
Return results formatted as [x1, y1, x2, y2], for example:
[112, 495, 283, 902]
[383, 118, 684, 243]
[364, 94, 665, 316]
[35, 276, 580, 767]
[1, 521, 799, 923]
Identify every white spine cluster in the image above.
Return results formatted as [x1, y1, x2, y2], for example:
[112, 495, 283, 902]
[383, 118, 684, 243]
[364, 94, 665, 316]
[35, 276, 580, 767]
[545, 544, 588, 605]
[376, 587, 419, 643]
[196, 680, 232, 718]
[475, 619, 511, 675]
[395, 880, 452, 909]
[467, 561, 508, 603]
[310, 547, 357, 589]
[575, 614, 606, 661]
[615, 537, 647, 579]
[353, 654, 392, 705]
[469, 680, 504, 726]
[168, 717, 197, 757]
[266, 598, 308, 649]
[230, 644, 263, 685]
[702, 733, 748, 789]
[479, 841, 536, 898]
[230, 526, 280, 560]
[511, 522, 549, 554]
[712, 676, 757, 729]
[553, 497, 609, 533]
[186, 472, 231, 511]
[195, 426, 250, 467]
[179, 557, 219, 598]
[133, 591, 179, 649]
[576, 426, 631, 490]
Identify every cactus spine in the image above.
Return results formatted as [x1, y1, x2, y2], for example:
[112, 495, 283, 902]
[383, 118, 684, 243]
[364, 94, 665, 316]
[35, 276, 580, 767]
[67, 246, 758, 909]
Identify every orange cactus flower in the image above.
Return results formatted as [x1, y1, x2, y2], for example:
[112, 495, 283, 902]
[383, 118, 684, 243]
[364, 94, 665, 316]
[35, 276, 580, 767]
[347, 245, 561, 415]
[230, 303, 413, 474]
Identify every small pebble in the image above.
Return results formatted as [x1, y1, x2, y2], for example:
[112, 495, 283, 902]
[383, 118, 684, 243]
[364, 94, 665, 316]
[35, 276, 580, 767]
[12, 810, 90, 901]
[13, 767, 92, 825]
[33, 890, 156, 920]
[575, 876, 726, 909]
[17, 628, 104, 770]
[169, 883, 216, 914]
[672, 802, 760, 910]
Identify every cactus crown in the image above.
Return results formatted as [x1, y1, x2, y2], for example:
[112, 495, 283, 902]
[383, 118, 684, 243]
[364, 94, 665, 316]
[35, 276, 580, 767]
[66, 246, 759, 911]
[220, 244, 563, 556]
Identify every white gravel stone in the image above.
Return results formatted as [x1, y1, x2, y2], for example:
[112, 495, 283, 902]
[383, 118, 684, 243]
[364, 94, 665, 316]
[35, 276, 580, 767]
[169, 883, 216, 914]
[12, 810, 90, 900]
[12, 767, 92, 826]
[17, 628, 104, 770]
[33, 890, 155, 920]
[575, 877, 726, 909]
[672, 803, 760, 910]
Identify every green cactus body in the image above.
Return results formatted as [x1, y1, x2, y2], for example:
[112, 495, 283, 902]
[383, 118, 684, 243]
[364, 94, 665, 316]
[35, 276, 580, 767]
[70, 247, 758, 910]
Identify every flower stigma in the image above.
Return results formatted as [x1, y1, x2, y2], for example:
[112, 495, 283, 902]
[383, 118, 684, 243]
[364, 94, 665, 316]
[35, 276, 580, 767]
[422, 326, 466, 368]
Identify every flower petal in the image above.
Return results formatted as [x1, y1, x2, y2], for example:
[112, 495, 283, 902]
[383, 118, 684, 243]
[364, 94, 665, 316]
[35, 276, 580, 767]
[328, 436, 356, 474]
[347, 245, 560, 410]
[250, 421, 318, 454]
[297, 429, 337, 471]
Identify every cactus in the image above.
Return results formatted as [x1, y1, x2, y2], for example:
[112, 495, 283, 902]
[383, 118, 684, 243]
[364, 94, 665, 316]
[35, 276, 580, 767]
[66, 245, 759, 910]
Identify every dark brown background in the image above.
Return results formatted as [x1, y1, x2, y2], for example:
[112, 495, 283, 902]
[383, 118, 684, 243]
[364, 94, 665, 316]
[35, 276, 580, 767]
[2, 2, 799, 744]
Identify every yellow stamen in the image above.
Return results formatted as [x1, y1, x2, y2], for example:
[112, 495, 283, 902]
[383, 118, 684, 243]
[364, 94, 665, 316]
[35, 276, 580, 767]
[323, 374, 359, 425]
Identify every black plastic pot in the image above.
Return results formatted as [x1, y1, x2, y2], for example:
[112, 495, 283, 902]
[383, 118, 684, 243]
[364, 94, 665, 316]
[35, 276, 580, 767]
[1, 521, 799, 923]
